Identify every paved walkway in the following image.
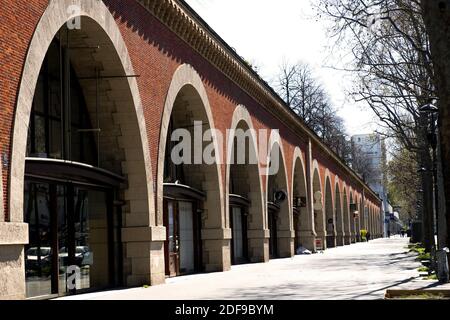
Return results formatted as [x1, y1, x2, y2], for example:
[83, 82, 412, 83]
[58, 237, 449, 300]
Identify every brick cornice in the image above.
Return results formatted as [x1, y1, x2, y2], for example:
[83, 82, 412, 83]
[135, 0, 381, 203]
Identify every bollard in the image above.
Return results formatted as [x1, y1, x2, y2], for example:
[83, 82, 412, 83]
[436, 248, 450, 283]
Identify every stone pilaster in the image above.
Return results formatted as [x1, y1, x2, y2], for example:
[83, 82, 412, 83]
[247, 229, 269, 262]
[201, 228, 231, 272]
[277, 230, 294, 257]
[121, 226, 166, 286]
[0, 222, 28, 299]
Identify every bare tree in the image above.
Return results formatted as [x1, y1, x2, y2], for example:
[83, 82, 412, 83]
[316, 0, 436, 252]
[275, 60, 348, 157]
[316, 0, 433, 150]
[387, 144, 420, 223]
[420, 1, 450, 250]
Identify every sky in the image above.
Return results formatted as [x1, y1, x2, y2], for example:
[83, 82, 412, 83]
[184, 0, 378, 136]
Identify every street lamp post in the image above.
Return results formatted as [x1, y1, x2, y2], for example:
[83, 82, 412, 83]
[418, 102, 450, 281]
[419, 103, 439, 249]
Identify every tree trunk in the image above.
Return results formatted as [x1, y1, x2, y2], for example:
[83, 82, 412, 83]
[419, 146, 435, 253]
[421, 1, 450, 249]
[436, 132, 448, 249]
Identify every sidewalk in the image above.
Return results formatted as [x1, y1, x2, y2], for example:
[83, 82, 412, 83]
[57, 237, 449, 300]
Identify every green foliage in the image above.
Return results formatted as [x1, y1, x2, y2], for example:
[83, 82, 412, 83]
[418, 266, 429, 273]
[410, 247, 426, 255]
[417, 252, 431, 261]
[360, 229, 368, 241]
[422, 273, 438, 281]
[394, 292, 445, 299]
[386, 147, 419, 222]
[409, 243, 425, 254]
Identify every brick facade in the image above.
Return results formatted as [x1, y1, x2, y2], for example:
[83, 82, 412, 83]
[0, 0, 383, 299]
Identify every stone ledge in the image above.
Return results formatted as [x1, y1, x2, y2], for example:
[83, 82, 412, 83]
[277, 230, 295, 238]
[0, 223, 28, 245]
[298, 230, 317, 237]
[247, 229, 270, 239]
[201, 228, 232, 240]
[122, 226, 166, 242]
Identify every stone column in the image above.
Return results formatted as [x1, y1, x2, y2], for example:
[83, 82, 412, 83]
[247, 229, 269, 262]
[277, 230, 295, 258]
[201, 228, 231, 272]
[336, 210, 345, 246]
[200, 181, 230, 272]
[122, 226, 166, 286]
[0, 222, 29, 299]
[302, 139, 317, 252]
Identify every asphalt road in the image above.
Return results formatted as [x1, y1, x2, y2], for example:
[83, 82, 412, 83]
[58, 237, 432, 300]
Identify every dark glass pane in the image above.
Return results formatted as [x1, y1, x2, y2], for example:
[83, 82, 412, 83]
[47, 40, 62, 119]
[33, 115, 47, 157]
[71, 125, 81, 163]
[26, 125, 32, 156]
[48, 83, 62, 119]
[27, 38, 101, 166]
[47, 41, 61, 83]
[81, 130, 97, 166]
[73, 188, 109, 290]
[34, 73, 45, 113]
[24, 182, 53, 298]
[49, 119, 62, 159]
[70, 77, 81, 127]
[56, 185, 68, 294]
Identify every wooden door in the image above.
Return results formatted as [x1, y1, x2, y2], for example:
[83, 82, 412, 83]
[164, 200, 179, 277]
[268, 210, 278, 258]
[294, 212, 299, 252]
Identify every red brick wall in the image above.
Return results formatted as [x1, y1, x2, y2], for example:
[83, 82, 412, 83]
[0, 0, 380, 220]
[0, 0, 49, 219]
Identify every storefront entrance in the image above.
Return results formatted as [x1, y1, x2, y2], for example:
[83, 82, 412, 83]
[268, 203, 279, 259]
[24, 163, 122, 298]
[163, 184, 203, 277]
[164, 199, 200, 277]
[293, 208, 300, 251]
[229, 195, 249, 265]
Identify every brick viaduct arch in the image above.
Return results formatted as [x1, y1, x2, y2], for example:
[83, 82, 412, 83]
[266, 131, 293, 258]
[7, 0, 156, 296]
[312, 160, 325, 249]
[324, 169, 336, 248]
[291, 147, 312, 251]
[158, 64, 227, 273]
[226, 105, 266, 262]
[342, 184, 351, 244]
[0, 0, 384, 299]
[335, 177, 345, 246]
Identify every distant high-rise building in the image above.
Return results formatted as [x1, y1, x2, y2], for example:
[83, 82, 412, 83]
[351, 133, 389, 237]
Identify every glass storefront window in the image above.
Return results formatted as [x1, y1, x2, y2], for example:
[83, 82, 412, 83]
[57, 185, 68, 295]
[24, 31, 121, 299]
[75, 188, 109, 290]
[26, 38, 97, 166]
[24, 182, 53, 298]
[24, 181, 114, 298]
